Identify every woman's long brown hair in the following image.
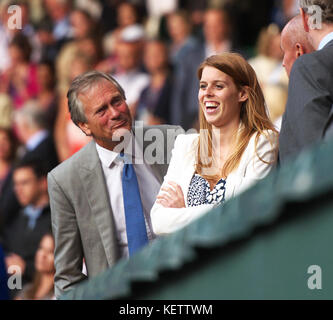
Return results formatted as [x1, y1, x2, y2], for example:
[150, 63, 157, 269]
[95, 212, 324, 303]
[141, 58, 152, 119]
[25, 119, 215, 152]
[196, 53, 278, 181]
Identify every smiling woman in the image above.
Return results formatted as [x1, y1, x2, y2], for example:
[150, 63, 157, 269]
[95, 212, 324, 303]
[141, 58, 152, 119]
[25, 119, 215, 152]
[150, 52, 279, 235]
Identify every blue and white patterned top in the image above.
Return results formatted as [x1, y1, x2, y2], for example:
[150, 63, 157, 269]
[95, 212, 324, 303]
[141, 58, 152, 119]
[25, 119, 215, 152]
[187, 174, 226, 207]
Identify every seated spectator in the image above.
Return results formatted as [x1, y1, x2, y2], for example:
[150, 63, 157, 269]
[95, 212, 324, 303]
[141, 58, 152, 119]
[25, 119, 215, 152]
[44, 0, 72, 50]
[151, 53, 278, 235]
[1, 160, 51, 295]
[0, 101, 58, 230]
[103, 2, 140, 56]
[0, 128, 18, 197]
[54, 52, 93, 162]
[112, 25, 150, 116]
[248, 24, 289, 124]
[166, 10, 200, 67]
[15, 233, 55, 300]
[136, 39, 173, 125]
[0, 33, 39, 109]
[36, 60, 58, 131]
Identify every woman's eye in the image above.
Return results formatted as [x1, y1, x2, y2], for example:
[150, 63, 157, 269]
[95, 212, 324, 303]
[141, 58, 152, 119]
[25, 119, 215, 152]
[216, 84, 224, 89]
[199, 84, 207, 89]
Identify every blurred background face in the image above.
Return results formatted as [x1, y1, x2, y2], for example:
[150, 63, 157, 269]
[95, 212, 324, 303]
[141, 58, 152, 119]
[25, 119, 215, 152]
[70, 10, 92, 39]
[38, 64, 55, 90]
[143, 42, 168, 73]
[0, 130, 11, 161]
[35, 235, 55, 274]
[117, 3, 137, 28]
[9, 44, 24, 64]
[167, 14, 190, 44]
[13, 167, 43, 206]
[44, 0, 68, 21]
[203, 10, 229, 44]
[116, 42, 140, 71]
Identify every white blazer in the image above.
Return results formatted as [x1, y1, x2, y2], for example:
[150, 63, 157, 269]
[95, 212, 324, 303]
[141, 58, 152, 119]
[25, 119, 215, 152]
[151, 130, 278, 235]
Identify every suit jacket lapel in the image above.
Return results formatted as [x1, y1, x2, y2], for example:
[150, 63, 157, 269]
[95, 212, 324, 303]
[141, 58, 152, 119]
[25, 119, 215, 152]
[78, 141, 119, 266]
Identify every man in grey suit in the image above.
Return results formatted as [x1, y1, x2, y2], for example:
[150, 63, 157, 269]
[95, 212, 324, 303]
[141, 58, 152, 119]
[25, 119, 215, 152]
[279, 0, 333, 163]
[48, 71, 181, 298]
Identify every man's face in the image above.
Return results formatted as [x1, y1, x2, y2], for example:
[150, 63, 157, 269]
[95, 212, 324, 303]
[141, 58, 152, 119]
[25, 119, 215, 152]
[14, 168, 42, 207]
[78, 79, 132, 150]
[281, 31, 296, 77]
[203, 10, 229, 44]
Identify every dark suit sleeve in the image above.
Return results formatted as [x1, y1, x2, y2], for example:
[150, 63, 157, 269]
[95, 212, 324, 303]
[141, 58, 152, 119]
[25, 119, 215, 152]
[279, 54, 333, 163]
[47, 172, 87, 299]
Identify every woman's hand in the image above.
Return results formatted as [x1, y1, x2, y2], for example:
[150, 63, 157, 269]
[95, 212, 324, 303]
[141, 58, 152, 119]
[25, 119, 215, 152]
[156, 181, 185, 208]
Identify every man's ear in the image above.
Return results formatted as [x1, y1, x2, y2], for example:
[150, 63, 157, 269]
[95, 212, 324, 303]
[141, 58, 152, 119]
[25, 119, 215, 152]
[295, 43, 304, 58]
[300, 8, 310, 32]
[239, 86, 249, 103]
[78, 122, 91, 136]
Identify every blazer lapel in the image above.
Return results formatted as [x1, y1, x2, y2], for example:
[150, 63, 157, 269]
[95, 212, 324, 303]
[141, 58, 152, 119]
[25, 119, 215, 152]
[78, 141, 119, 266]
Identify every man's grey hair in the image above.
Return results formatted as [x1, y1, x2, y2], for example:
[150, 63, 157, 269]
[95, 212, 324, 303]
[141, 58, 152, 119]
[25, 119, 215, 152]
[299, 0, 333, 24]
[67, 71, 126, 127]
[15, 100, 48, 130]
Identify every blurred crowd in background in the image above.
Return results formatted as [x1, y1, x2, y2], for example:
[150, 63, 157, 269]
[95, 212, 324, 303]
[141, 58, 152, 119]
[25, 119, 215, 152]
[0, 0, 299, 299]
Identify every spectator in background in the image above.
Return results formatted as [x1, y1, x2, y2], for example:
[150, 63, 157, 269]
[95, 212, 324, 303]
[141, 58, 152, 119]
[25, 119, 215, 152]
[54, 52, 93, 162]
[166, 10, 199, 67]
[0, 128, 18, 197]
[271, 0, 299, 29]
[35, 18, 59, 63]
[1, 160, 51, 295]
[103, 2, 140, 56]
[170, 7, 234, 130]
[15, 233, 55, 300]
[0, 33, 39, 110]
[136, 39, 172, 125]
[43, 0, 72, 49]
[111, 25, 150, 117]
[0, 101, 58, 231]
[56, 8, 99, 96]
[36, 60, 58, 131]
[248, 24, 288, 126]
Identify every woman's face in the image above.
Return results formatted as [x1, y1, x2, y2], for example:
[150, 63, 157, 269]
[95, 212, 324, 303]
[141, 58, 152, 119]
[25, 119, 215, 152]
[35, 235, 55, 274]
[0, 130, 12, 161]
[198, 66, 247, 129]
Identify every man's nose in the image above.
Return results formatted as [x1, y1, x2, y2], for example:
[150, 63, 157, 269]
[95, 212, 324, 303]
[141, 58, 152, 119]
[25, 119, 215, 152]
[108, 104, 121, 118]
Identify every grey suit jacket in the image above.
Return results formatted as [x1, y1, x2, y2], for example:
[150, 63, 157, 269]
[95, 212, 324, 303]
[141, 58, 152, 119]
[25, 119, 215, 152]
[48, 125, 182, 298]
[279, 40, 333, 163]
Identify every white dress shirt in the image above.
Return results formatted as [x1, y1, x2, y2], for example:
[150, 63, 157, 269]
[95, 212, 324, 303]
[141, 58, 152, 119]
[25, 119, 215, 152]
[96, 134, 161, 258]
[318, 32, 333, 50]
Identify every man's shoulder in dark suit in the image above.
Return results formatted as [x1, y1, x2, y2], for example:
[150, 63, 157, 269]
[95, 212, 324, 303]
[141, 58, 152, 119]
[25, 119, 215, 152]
[279, 40, 333, 163]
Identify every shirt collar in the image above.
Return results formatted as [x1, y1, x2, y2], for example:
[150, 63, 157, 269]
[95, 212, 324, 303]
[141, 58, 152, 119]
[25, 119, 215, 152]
[318, 32, 333, 50]
[26, 130, 48, 151]
[95, 132, 143, 167]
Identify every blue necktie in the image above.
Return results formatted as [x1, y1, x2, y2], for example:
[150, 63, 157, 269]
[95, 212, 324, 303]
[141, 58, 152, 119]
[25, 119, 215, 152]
[121, 154, 148, 256]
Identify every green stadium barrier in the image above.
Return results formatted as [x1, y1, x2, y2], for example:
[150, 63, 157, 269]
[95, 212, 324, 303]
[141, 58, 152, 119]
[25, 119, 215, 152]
[62, 138, 333, 300]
